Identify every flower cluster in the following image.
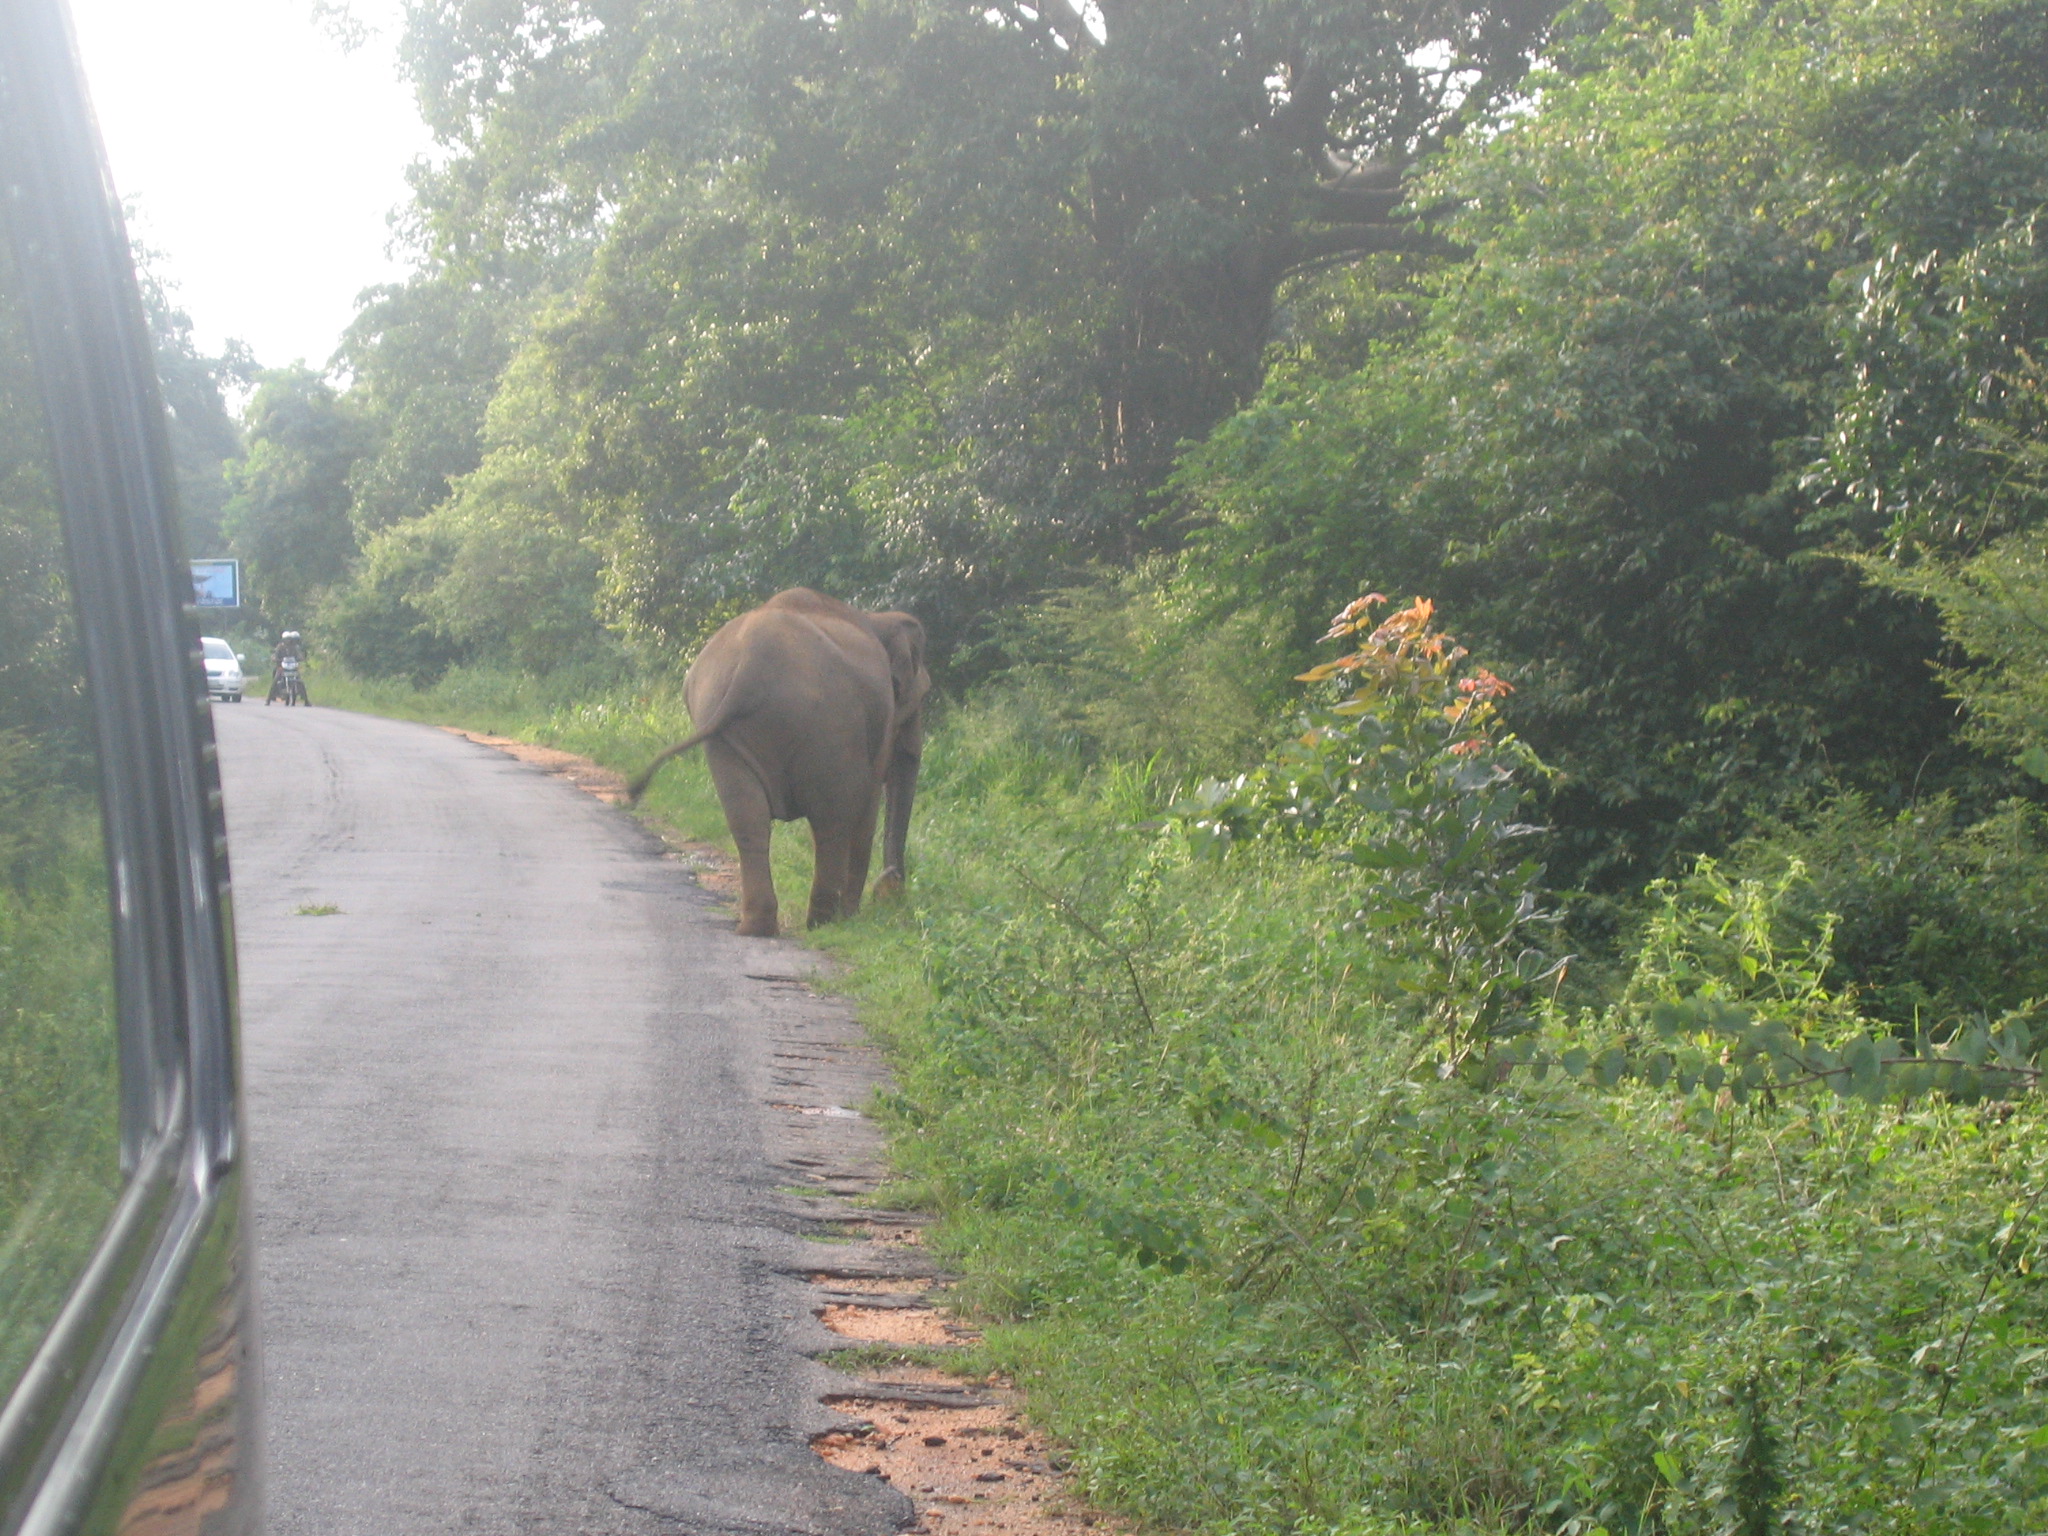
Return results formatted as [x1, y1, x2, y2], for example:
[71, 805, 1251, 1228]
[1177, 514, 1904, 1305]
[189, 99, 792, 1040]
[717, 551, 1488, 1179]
[1299, 593, 1515, 754]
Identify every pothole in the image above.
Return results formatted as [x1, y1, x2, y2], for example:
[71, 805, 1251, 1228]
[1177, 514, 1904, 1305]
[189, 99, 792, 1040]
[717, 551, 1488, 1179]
[814, 1382, 1128, 1535]
[811, 1274, 927, 1294]
[821, 1303, 979, 1348]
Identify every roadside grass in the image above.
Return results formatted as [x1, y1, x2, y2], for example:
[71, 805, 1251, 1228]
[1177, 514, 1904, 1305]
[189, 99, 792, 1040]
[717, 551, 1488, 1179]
[811, 705, 2048, 1536]
[0, 778, 121, 1399]
[307, 665, 2048, 1535]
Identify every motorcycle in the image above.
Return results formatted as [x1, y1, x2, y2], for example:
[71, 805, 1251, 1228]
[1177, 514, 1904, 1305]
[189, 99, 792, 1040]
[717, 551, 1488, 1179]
[276, 653, 309, 707]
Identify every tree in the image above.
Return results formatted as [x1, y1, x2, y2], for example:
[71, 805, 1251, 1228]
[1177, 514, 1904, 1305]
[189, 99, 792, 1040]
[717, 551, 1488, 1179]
[378, 0, 1572, 662]
[132, 243, 252, 558]
[222, 368, 369, 627]
[338, 267, 531, 536]
[1861, 355, 2048, 775]
[1179, 0, 2048, 889]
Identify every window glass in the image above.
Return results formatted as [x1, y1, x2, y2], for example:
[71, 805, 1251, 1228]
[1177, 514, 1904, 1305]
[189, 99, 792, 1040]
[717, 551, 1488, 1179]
[0, 199, 122, 1402]
[201, 638, 233, 662]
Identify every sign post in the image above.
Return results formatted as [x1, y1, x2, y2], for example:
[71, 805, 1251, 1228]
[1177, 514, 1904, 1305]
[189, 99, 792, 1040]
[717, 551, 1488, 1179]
[190, 558, 241, 611]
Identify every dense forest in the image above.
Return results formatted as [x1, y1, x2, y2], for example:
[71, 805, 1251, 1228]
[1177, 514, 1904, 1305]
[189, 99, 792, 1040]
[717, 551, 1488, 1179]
[203, 0, 2046, 893]
[175, 0, 2048, 1528]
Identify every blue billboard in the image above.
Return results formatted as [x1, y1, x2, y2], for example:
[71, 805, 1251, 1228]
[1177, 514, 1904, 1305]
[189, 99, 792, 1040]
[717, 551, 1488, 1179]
[190, 558, 240, 609]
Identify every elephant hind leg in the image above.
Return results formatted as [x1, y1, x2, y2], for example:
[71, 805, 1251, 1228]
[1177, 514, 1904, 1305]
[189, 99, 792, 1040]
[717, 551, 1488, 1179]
[706, 740, 779, 937]
[841, 789, 882, 919]
[806, 819, 854, 929]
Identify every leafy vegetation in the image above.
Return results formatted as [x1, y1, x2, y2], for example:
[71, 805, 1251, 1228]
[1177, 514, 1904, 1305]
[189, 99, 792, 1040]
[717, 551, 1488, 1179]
[0, 767, 121, 1402]
[817, 671, 2048, 1535]
[0, 230, 121, 1401]
[337, 639, 2048, 1532]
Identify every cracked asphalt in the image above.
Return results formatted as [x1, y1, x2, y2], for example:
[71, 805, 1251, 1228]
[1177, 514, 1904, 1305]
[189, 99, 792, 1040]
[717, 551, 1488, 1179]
[213, 703, 910, 1536]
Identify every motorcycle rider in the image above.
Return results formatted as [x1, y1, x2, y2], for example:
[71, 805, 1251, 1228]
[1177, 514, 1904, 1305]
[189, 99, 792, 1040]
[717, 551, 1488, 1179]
[265, 630, 308, 705]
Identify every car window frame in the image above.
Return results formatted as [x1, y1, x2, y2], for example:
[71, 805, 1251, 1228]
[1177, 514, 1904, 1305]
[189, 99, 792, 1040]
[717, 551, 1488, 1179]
[0, 1, 250, 1530]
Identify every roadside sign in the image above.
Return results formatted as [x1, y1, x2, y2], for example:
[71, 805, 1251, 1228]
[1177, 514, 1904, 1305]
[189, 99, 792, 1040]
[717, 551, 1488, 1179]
[191, 557, 240, 609]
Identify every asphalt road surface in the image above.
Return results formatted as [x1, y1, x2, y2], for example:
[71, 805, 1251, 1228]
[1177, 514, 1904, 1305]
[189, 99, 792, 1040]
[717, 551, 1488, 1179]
[212, 703, 910, 1536]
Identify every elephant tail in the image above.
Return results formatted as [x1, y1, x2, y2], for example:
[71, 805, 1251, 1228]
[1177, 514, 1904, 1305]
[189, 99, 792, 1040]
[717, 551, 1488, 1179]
[626, 729, 716, 803]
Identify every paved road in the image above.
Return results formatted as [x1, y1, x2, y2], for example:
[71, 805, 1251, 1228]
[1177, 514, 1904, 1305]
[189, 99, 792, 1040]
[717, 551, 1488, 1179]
[212, 704, 908, 1536]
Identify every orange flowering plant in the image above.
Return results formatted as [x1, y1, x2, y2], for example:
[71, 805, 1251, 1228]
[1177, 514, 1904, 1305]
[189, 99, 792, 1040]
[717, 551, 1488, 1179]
[1178, 593, 1557, 1064]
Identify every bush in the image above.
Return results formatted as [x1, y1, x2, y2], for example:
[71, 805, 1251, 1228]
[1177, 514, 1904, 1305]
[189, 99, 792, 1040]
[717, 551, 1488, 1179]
[320, 519, 466, 686]
[1727, 794, 2048, 1033]
[814, 606, 2048, 1535]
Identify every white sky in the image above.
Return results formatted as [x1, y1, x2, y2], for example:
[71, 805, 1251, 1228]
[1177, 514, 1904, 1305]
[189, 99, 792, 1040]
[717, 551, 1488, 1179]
[64, 0, 436, 371]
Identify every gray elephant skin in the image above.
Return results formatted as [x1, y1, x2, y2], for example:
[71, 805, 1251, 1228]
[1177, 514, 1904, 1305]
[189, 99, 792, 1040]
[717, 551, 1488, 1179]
[628, 588, 929, 936]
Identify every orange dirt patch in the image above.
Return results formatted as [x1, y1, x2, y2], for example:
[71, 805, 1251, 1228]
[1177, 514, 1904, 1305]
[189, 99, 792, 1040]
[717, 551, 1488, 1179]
[821, 1303, 980, 1348]
[816, 1379, 1128, 1536]
[813, 1274, 930, 1294]
[844, 1220, 926, 1247]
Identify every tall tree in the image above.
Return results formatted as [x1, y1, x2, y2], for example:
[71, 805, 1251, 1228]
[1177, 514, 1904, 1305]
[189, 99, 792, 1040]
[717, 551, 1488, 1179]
[133, 244, 251, 559]
[223, 368, 369, 627]
[375, 0, 1568, 659]
[1179, 0, 2048, 888]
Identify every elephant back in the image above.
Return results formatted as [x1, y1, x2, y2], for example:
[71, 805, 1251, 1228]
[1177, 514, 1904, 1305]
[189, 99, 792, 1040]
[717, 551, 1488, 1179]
[683, 590, 900, 817]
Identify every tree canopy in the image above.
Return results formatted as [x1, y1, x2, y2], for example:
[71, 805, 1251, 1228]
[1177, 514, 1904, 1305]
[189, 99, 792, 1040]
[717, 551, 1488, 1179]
[292, 0, 2048, 889]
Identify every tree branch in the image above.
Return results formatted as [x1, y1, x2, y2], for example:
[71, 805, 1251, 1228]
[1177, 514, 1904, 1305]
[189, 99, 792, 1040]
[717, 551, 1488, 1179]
[1316, 146, 1404, 193]
[1281, 221, 1467, 274]
[1311, 179, 1409, 223]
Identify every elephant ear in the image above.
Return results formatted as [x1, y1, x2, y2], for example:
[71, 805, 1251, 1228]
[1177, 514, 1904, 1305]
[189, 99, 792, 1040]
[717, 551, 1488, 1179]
[870, 612, 929, 724]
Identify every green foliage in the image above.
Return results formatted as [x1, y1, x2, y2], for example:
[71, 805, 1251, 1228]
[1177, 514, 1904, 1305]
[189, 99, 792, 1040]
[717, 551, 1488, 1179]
[1855, 356, 2048, 794]
[1494, 830, 2048, 1106]
[0, 773, 119, 1403]
[1726, 795, 2048, 1032]
[298, 0, 2048, 1524]
[0, 237, 120, 1391]
[1179, 0, 2048, 889]
[300, 0, 2048, 888]
[321, 346, 617, 678]
[976, 565, 1295, 777]
[223, 366, 371, 627]
[337, 265, 537, 536]
[319, 516, 464, 686]
[1181, 595, 1555, 1064]
[345, 0, 1575, 668]
[0, 242, 94, 774]
[333, 623, 2048, 1534]
[133, 242, 252, 558]
[806, 701, 2048, 1535]
[403, 346, 613, 673]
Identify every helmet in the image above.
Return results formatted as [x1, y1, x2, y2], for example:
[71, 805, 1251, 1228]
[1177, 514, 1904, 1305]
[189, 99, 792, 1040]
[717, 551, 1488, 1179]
[282, 631, 300, 641]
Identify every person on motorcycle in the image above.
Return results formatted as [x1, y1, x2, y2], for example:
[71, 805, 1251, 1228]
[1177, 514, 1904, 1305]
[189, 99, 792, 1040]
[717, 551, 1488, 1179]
[266, 630, 308, 706]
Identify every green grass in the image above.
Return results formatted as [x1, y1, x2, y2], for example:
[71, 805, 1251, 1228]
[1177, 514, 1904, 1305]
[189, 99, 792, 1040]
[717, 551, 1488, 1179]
[308, 666, 2048, 1535]
[0, 788, 121, 1401]
[804, 713, 2048, 1536]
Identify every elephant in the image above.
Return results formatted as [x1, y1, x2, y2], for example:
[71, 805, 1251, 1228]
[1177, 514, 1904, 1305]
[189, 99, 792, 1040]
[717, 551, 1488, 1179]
[627, 588, 929, 937]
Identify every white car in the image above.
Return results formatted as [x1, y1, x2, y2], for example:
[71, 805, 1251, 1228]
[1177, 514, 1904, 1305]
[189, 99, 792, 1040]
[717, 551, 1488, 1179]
[201, 635, 245, 701]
